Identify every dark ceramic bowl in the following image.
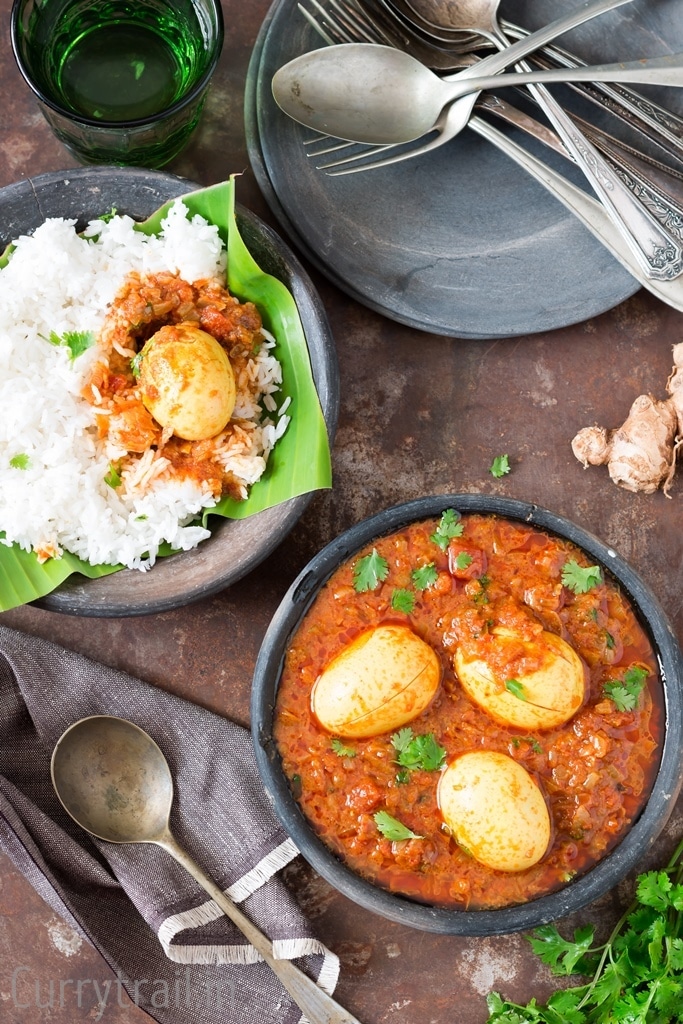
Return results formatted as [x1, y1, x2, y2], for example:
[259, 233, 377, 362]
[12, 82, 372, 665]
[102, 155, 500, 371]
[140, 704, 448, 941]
[251, 494, 683, 935]
[1, 167, 338, 616]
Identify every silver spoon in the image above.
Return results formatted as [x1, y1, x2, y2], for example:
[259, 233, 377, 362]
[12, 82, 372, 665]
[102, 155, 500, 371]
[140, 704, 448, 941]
[273, 43, 683, 145]
[51, 715, 363, 1024]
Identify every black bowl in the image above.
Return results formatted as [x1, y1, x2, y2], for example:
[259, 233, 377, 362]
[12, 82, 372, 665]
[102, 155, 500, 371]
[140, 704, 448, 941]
[251, 494, 683, 935]
[0, 166, 338, 616]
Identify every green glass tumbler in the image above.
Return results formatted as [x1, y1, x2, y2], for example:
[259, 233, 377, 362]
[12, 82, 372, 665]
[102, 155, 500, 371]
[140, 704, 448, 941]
[11, 0, 224, 168]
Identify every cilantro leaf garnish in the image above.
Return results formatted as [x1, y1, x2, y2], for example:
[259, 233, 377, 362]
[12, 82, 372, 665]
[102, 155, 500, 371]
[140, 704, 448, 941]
[561, 560, 603, 594]
[490, 454, 511, 478]
[131, 350, 144, 378]
[636, 870, 673, 912]
[391, 588, 415, 614]
[104, 463, 122, 489]
[373, 810, 422, 841]
[430, 508, 464, 551]
[353, 548, 389, 592]
[411, 562, 438, 590]
[511, 736, 543, 754]
[454, 551, 473, 571]
[45, 329, 96, 362]
[391, 728, 446, 772]
[473, 574, 491, 605]
[603, 665, 649, 711]
[9, 454, 31, 470]
[505, 679, 527, 701]
[330, 738, 356, 758]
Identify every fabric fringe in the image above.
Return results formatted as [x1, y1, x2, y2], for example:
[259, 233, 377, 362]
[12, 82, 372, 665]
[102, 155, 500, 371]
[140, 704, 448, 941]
[157, 838, 302, 965]
[159, 941, 263, 965]
[228, 838, 299, 903]
[291, 946, 341, 1024]
[275, 940, 340, 994]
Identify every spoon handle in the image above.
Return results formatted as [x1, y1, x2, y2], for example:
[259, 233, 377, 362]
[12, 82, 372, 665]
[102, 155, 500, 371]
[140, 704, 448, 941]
[460, 53, 683, 97]
[469, 113, 683, 311]
[156, 832, 364, 1024]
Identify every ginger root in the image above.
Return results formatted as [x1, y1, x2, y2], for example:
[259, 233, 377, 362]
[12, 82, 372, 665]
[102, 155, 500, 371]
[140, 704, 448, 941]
[572, 343, 683, 497]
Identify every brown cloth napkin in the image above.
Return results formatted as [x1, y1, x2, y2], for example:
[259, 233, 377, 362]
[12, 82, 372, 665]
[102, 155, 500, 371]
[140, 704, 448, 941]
[0, 625, 339, 1024]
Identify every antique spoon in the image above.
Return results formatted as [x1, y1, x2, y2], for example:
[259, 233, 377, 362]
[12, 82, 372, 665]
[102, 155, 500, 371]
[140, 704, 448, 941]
[273, 43, 683, 144]
[51, 715, 363, 1024]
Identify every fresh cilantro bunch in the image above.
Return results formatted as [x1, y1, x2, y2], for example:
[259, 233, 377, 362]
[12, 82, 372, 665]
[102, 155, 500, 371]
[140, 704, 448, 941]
[486, 836, 683, 1024]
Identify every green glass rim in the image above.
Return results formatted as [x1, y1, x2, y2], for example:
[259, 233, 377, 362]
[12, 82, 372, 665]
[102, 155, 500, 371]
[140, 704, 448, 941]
[10, 0, 225, 130]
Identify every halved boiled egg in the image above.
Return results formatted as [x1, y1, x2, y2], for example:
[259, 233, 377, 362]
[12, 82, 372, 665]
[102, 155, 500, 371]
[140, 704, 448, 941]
[311, 624, 441, 738]
[138, 322, 236, 440]
[438, 751, 551, 872]
[454, 628, 585, 730]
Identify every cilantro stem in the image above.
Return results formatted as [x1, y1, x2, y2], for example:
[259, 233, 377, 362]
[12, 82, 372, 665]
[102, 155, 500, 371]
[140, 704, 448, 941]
[573, 904, 630, 1010]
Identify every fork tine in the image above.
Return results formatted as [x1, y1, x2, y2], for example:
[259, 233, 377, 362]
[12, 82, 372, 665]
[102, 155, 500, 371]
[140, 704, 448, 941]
[335, 0, 401, 45]
[296, 0, 436, 172]
[329, 0, 390, 43]
[305, 136, 364, 156]
[317, 143, 400, 172]
[318, 131, 445, 173]
[297, 0, 351, 42]
[298, 0, 387, 45]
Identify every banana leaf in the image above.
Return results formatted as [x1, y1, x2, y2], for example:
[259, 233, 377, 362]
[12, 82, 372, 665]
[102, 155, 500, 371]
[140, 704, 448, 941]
[0, 177, 332, 611]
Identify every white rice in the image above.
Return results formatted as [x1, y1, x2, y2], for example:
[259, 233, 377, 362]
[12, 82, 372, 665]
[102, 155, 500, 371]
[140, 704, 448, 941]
[0, 201, 289, 571]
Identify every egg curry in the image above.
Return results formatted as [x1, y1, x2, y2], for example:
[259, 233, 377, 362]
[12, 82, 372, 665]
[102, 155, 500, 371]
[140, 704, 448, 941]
[83, 270, 266, 501]
[274, 511, 661, 910]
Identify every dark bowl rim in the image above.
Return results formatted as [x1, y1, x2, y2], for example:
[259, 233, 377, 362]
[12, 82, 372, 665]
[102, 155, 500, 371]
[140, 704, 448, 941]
[251, 493, 683, 935]
[10, 0, 225, 129]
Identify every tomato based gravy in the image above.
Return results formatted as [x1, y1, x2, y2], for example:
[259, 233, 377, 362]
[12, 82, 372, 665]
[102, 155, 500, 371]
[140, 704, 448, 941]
[274, 513, 662, 910]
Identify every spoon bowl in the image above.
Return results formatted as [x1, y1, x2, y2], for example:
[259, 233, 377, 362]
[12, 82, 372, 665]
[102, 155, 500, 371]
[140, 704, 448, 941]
[52, 716, 173, 844]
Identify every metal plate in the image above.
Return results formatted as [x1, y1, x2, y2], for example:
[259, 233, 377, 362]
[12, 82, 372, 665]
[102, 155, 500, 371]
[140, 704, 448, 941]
[245, 0, 681, 339]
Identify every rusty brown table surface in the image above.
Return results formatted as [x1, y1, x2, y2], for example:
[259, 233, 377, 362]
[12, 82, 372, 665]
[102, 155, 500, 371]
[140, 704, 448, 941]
[2, 0, 683, 1022]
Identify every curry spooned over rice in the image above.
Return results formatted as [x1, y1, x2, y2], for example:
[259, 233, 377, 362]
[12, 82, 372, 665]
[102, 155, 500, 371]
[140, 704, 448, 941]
[0, 200, 289, 571]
